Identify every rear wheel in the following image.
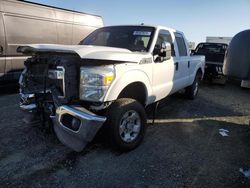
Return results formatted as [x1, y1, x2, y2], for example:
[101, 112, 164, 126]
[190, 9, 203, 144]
[105, 98, 146, 151]
[185, 72, 201, 99]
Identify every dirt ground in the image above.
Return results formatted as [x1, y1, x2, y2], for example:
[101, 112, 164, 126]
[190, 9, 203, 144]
[0, 82, 250, 188]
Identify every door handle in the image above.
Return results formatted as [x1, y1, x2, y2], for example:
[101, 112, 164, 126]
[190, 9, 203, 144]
[188, 61, 190, 68]
[175, 62, 179, 71]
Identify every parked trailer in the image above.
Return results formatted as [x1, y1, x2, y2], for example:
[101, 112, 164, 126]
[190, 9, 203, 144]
[0, 0, 103, 83]
[223, 30, 250, 88]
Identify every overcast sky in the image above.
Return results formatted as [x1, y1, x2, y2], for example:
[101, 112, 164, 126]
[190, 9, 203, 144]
[29, 0, 250, 45]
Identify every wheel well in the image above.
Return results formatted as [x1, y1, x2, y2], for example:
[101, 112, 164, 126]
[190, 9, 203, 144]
[118, 82, 147, 106]
[197, 68, 203, 78]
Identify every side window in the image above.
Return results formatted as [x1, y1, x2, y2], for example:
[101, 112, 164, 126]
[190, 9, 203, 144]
[174, 33, 187, 56]
[155, 30, 175, 56]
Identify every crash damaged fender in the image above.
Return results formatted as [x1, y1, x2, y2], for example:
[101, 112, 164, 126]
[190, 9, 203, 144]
[52, 105, 106, 152]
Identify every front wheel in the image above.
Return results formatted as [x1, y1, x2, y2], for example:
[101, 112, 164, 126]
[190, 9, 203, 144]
[105, 98, 147, 152]
[185, 73, 201, 99]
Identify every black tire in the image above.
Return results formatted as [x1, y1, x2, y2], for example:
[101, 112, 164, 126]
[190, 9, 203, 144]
[185, 72, 201, 99]
[105, 98, 147, 152]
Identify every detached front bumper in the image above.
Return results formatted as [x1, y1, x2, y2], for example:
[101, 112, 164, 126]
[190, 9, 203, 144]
[19, 92, 106, 152]
[52, 105, 106, 152]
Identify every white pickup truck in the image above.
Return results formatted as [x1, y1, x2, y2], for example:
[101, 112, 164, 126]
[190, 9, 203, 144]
[18, 25, 205, 152]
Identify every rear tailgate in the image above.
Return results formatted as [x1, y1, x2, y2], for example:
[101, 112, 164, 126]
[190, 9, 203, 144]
[204, 52, 225, 65]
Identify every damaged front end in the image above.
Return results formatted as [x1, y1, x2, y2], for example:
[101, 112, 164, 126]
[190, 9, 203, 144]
[19, 51, 106, 152]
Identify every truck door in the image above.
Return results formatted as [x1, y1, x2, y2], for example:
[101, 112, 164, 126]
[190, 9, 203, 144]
[0, 12, 6, 81]
[152, 30, 175, 101]
[173, 33, 190, 89]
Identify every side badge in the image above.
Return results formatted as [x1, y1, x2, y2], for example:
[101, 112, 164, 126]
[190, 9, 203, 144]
[140, 58, 152, 64]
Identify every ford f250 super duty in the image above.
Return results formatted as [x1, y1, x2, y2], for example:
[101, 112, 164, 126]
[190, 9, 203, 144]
[18, 25, 205, 152]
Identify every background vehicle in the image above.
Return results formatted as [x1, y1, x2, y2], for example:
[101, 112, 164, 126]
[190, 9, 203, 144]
[193, 42, 228, 82]
[18, 25, 205, 152]
[0, 0, 103, 83]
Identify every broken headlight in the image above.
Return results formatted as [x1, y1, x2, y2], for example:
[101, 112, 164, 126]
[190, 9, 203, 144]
[79, 66, 115, 101]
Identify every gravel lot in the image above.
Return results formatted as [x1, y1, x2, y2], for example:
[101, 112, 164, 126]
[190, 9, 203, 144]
[0, 82, 250, 188]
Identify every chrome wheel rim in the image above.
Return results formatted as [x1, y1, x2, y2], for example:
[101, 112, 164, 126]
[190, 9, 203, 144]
[119, 110, 141, 143]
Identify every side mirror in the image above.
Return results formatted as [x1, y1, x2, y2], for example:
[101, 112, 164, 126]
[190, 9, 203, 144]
[159, 42, 171, 61]
[190, 49, 195, 55]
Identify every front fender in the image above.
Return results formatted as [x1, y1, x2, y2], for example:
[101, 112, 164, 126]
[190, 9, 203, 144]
[104, 69, 153, 105]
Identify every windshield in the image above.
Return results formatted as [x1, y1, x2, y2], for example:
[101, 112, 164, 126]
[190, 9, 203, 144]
[80, 26, 155, 52]
[195, 43, 228, 54]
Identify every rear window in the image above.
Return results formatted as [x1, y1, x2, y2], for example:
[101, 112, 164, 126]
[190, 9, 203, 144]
[195, 43, 228, 54]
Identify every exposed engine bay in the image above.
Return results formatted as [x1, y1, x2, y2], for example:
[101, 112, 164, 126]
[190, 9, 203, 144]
[20, 53, 80, 121]
[21, 53, 79, 98]
[19, 53, 107, 151]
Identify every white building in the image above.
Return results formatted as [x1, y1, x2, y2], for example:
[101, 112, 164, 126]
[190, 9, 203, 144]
[206, 37, 232, 45]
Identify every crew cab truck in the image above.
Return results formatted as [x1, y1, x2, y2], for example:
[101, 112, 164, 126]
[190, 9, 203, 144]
[193, 43, 228, 83]
[18, 25, 205, 152]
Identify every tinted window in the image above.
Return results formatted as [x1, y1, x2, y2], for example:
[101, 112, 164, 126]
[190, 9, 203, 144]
[174, 33, 187, 56]
[155, 30, 172, 45]
[154, 30, 175, 56]
[80, 26, 155, 52]
[195, 43, 228, 54]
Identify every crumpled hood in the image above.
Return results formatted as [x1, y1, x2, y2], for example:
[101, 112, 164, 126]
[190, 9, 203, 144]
[17, 44, 150, 63]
